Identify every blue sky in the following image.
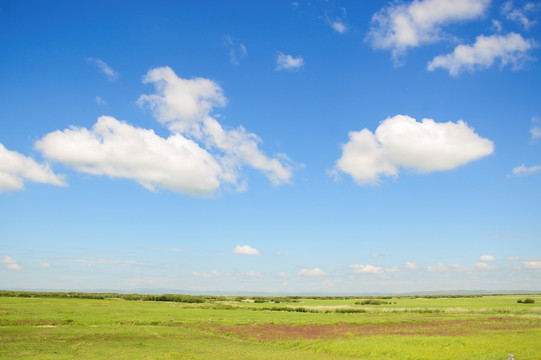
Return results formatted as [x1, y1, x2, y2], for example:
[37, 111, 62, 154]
[1, 0, 540, 294]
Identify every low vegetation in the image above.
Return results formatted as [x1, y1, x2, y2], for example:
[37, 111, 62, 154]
[1, 291, 540, 359]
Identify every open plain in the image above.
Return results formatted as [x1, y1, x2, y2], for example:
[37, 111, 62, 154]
[0, 292, 540, 359]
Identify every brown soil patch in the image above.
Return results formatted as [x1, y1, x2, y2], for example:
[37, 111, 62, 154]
[204, 318, 541, 341]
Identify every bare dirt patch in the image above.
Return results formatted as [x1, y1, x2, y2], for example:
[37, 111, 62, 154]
[205, 318, 541, 341]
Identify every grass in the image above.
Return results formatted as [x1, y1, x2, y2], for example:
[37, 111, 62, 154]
[1, 292, 540, 359]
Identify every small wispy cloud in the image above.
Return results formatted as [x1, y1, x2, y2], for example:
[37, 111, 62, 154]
[192, 270, 221, 278]
[476, 262, 497, 270]
[87, 57, 118, 81]
[1, 256, 21, 270]
[96, 95, 107, 106]
[331, 20, 347, 34]
[275, 52, 304, 71]
[232, 245, 261, 256]
[39, 261, 51, 268]
[511, 164, 541, 176]
[405, 262, 418, 270]
[224, 35, 247, 65]
[523, 260, 541, 269]
[298, 267, 326, 277]
[479, 255, 496, 262]
[502, 1, 539, 30]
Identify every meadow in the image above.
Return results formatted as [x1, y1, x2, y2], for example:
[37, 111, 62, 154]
[0, 291, 540, 359]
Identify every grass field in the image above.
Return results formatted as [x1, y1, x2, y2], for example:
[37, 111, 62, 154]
[1, 292, 540, 359]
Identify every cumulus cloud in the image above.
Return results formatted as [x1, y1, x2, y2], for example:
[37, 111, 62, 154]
[298, 267, 326, 276]
[275, 52, 304, 71]
[511, 164, 541, 176]
[427, 33, 535, 75]
[87, 58, 118, 81]
[192, 270, 221, 278]
[138, 67, 294, 187]
[367, 0, 489, 60]
[232, 245, 261, 256]
[0, 143, 65, 193]
[479, 255, 496, 262]
[1, 256, 21, 270]
[37, 67, 294, 195]
[332, 115, 494, 185]
[35, 116, 224, 195]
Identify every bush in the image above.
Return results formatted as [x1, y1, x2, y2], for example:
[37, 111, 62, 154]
[517, 298, 535, 304]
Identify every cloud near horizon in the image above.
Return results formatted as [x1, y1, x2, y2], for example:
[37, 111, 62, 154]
[332, 115, 494, 185]
[298, 267, 326, 276]
[232, 245, 261, 256]
[1, 256, 21, 270]
[0, 143, 65, 193]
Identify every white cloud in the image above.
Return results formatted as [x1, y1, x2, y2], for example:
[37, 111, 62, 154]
[331, 20, 348, 34]
[476, 262, 497, 270]
[370, 253, 381, 259]
[95, 96, 107, 106]
[87, 58, 118, 81]
[427, 33, 535, 76]
[1, 256, 21, 270]
[367, 0, 490, 60]
[523, 260, 541, 269]
[298, 267, 326, 277]
[349, 264, 400, 274]
[427, 262, 448, 272]
[512, 164, 541, 176]
[278, 272, 290, 278]
[479, 255, 495, 262]
[138, 67, 226, 132]
[0, 143, 65, 193]
[232, 245, 261, 256]
[36, 116, 225, 196]
[275, 52, 304, 71]
[138, 67, 294, 187]
[192, 270, 221, 278]
[506, 256, 521, 261]
[274, 252, 282, 256]
[502, 1, 539, 30]
[38, 67, 294, 196]
[405, 261, 419, 270]
[332, 115, 494, 185]
[39, 261, 50, 268]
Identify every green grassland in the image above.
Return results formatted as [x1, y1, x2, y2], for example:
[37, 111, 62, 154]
[1, 292, 540, 359]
